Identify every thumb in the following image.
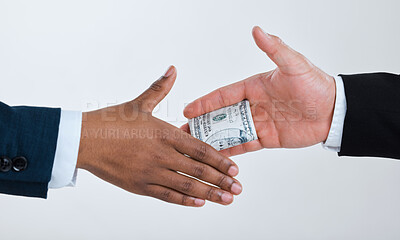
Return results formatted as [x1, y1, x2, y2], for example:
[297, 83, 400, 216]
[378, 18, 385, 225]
[252, 26, 310, 74]
[134, 65, 177, 113]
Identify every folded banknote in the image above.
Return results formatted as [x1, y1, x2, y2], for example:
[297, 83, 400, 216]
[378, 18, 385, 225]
[188, 100, 258, 151]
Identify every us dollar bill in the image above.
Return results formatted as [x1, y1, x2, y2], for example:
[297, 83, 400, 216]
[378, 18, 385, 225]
[188, 100, 258, 151]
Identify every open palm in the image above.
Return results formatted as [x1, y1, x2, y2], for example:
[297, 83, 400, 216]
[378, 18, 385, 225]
[182, 27, 336, 157]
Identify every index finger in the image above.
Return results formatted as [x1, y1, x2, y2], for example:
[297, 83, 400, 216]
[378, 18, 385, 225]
[183, 80, 246, 119]
[181, 122, 262, 158]
[173, 132, 239, 177]
[180, 123, 190, 134]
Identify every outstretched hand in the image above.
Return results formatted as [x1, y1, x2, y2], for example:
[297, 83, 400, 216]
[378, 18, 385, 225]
[77, 66, 242, 207]
[182, 27, 336, 157]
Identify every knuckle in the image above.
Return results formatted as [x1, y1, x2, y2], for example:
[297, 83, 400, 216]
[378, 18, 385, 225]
[217, 88, 227, 107]
[217, 175, 228, 188]
[218, 157, 232, 172]
[181, 180, 195, 193]
[269, 34, 283, 46]
[206, 187, 217, 200]
[143, 184, 156, 196]
[160, 135, 169, 144]
[200, 98, 218, 113]
[270, 48, 279, 59]
[161, 134, 175, 145]
[181, 195, 189, 206]
[200, 98, 211, 112]
[296, 56, 313, 69]
[219, 175, 235, 190]
[193, 165, 206, 178]
[129, 100, 141, 112]
[140, 167, 154, 176]
[150, 80, 163, 91]
[194, 145, 207, 161]
[274, 35, 283, 45]
[174, 131, 186, 143]
[160, 190, 172, 201]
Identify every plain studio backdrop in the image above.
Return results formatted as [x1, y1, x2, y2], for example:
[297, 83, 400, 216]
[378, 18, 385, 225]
[1, 0, 400, 239]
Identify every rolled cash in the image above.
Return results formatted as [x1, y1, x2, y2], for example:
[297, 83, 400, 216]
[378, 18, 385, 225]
[188, 100, 258, 151]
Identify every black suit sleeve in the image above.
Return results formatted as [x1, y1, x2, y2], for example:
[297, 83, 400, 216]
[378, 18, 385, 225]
[338, 73, 400, 160]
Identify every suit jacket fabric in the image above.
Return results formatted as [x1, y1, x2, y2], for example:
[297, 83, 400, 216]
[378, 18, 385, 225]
[0, 102, 60, 198]
[339, 73, 400, 160]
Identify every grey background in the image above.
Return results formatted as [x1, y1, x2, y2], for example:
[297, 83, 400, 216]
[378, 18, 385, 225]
[1, 0, 400, 239]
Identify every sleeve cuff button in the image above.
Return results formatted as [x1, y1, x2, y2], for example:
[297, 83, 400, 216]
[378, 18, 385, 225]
[12, 156, 28, 172]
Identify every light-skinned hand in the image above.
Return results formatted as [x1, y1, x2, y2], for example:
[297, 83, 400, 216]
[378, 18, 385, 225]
[182, 27, 336, 157]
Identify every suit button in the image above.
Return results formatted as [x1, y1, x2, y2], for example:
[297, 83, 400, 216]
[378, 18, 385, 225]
[12, 156, 28, 172]
[0, 156, 12, 172]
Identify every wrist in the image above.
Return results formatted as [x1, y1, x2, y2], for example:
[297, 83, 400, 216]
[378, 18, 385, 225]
[76, 112, 92, 170]
[321, 75, 347, 149]
[321, 75, 336, 143]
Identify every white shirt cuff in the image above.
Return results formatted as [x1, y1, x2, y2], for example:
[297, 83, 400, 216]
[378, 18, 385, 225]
[48, 110, 82, 189]
[322, 76, 347, 152]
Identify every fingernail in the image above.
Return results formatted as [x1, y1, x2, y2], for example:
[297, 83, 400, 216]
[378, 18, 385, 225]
[259, 27, 272, 39]
[221, 192, 233, 204]
[231, 183, 242, 195]
[194, 199, 205, 206]
[163, 66, 174, 78]
[228, 166, 239, 176]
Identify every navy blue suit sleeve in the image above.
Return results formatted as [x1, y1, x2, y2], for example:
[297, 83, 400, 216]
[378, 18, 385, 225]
[0, 102, 61, 198]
